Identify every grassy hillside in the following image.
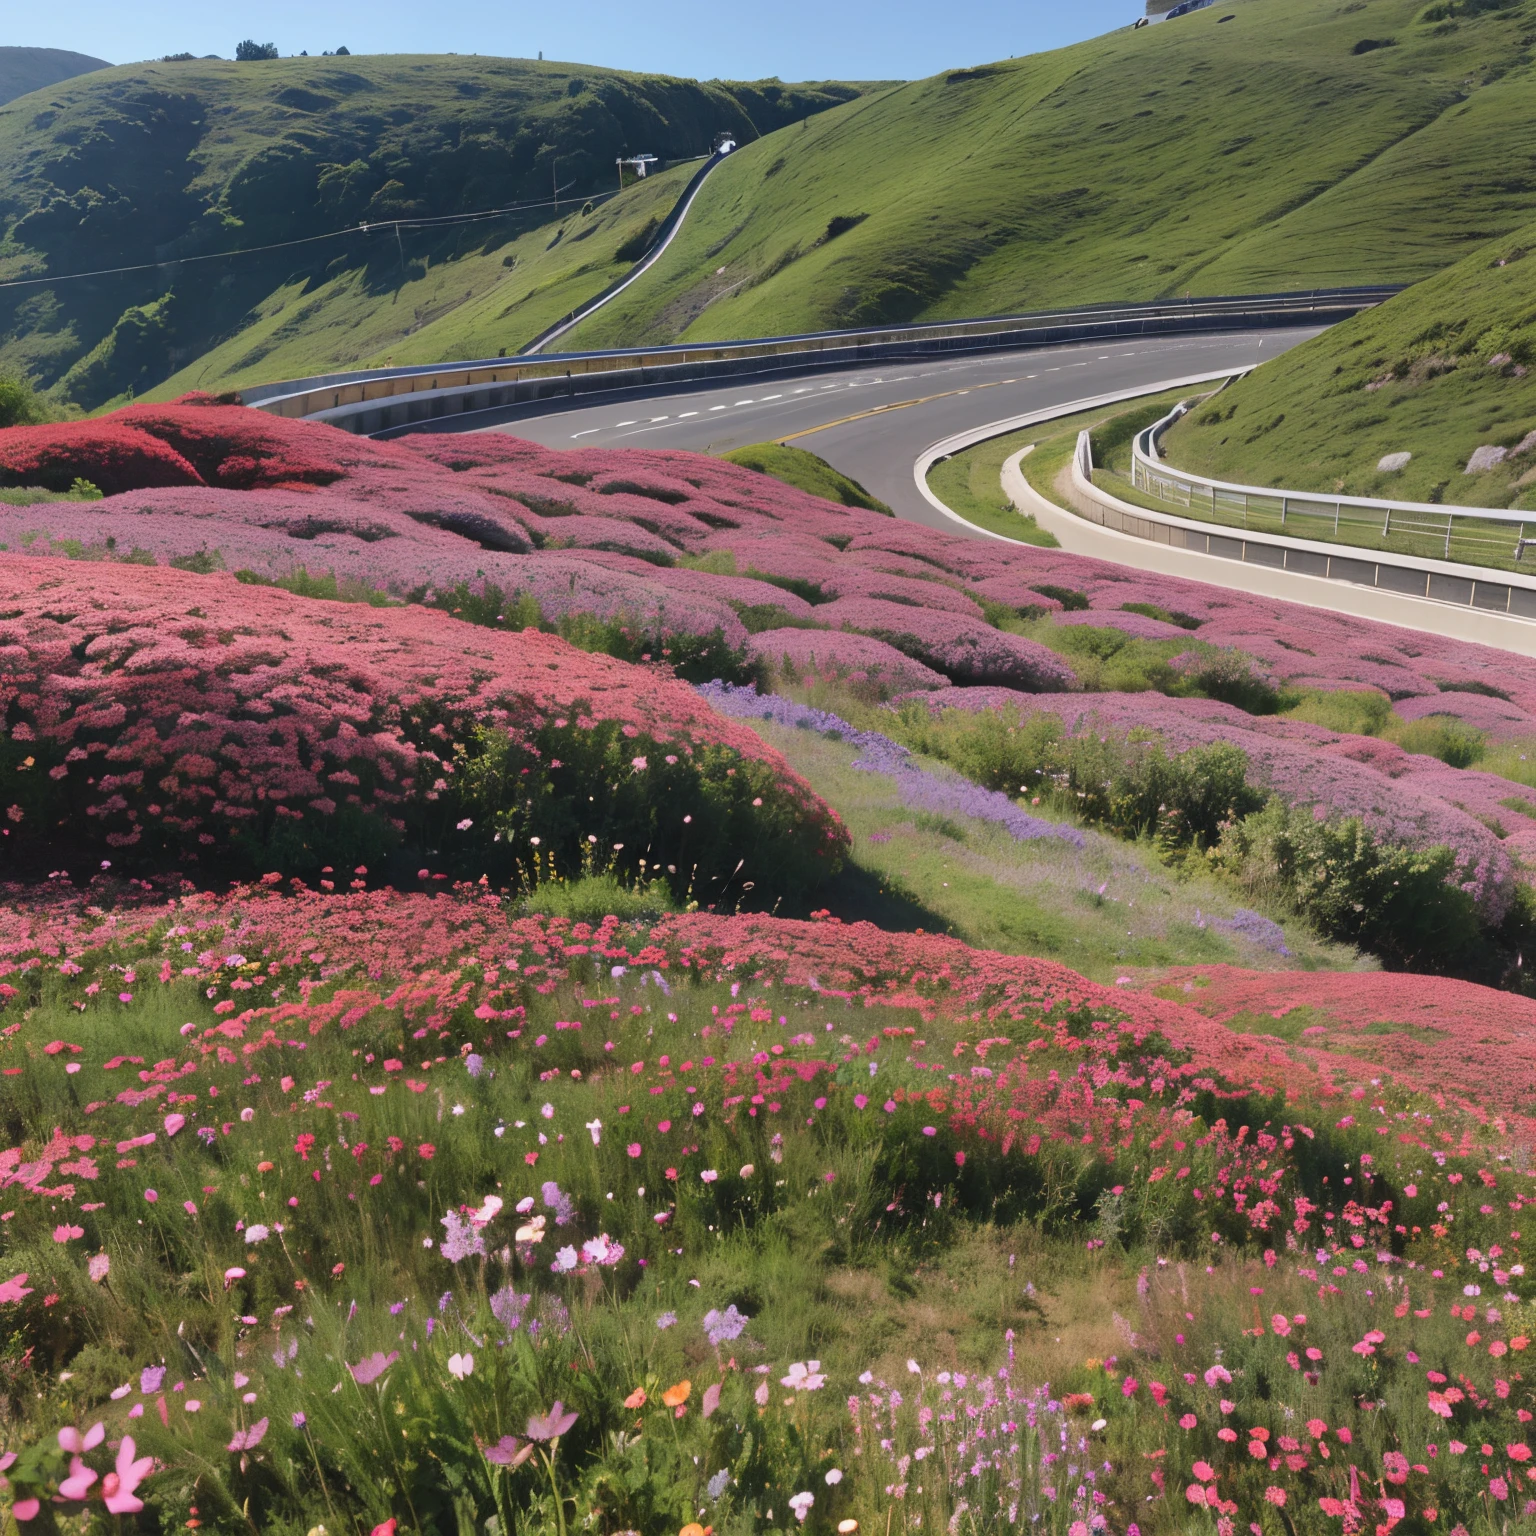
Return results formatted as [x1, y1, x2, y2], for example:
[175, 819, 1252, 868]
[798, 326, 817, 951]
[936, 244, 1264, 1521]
[0, 55, 876, 406]
[147, 164, 700, 398]
[1163, 214, 1536, 510]
[0, 47, 109, 108]
[558, 0, 1536, 348]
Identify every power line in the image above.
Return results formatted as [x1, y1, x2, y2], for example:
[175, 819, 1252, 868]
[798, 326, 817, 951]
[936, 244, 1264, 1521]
[0, 183, 630, 294]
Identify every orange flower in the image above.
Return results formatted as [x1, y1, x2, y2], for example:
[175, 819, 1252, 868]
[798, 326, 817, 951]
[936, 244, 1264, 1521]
[662, 1380, 691, 1408]
[623, 1387, 647, 1409]
[681, 1525, 710, 1536]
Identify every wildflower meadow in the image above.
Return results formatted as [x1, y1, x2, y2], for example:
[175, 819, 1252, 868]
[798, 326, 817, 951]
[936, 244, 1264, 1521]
[5, 395, 1536, 1534]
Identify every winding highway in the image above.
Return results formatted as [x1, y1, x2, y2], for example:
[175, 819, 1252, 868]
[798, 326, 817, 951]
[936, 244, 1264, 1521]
[477, 326, 1325, 531]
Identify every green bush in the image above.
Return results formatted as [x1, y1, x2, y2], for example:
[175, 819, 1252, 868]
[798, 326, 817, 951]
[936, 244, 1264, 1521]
[1213, 799, 1484, 970]
[892, 703, 1265, 851]
[0, 371, 53, 429]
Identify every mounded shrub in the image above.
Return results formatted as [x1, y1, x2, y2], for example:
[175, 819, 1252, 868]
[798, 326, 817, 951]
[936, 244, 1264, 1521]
[0, 557, 848, 900]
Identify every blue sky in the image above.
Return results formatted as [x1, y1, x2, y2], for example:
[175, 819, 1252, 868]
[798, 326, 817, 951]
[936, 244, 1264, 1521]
[18, 1, 1140, 84]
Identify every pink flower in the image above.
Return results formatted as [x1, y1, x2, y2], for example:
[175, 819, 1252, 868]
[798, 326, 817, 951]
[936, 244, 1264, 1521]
[52, 1225, 83, 1243]
[1180, 1414, 1198, 1430]
[0, 1274, 32, 1304]
[102, 1434, 153, 1514]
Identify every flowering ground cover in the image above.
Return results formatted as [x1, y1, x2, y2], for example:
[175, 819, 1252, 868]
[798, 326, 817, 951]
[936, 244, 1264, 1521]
[0, 887, 1532, 1534]
[12, 397, 1536, 1534]
[0, 556, 846, 902]
[1145, 964, 1536, 1123]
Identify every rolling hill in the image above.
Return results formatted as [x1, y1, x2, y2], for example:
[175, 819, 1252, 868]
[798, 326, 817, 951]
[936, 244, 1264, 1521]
[556, 0, 1536, 348]
[0, 47, 110, 108]
[0, 55, 877, 407]
[1161, 212, 1536, 511]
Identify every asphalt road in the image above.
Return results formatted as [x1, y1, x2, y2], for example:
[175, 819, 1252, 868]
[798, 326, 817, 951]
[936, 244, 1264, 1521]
[479, 326, 1324, 532]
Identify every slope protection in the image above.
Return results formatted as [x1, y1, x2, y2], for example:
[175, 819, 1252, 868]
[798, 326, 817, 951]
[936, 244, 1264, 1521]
[0, 55, 877, 408]
[0, 48, 109, 108]
[1162, 213, 1536, 510]
[557, 0, 1536, 348]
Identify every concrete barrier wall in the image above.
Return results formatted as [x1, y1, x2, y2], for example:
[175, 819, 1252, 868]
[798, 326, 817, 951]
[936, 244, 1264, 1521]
[992, 440, 1536, 658]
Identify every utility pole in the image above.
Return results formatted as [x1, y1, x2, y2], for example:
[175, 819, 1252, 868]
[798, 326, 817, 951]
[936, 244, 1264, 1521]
[552, 157, 558, 214]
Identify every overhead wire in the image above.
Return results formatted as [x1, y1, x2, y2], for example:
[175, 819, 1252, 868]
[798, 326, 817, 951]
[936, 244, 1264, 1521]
[0, 177, 650, 294]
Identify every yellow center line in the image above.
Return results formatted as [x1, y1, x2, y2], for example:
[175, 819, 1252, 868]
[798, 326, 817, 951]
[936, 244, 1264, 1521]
[774, 377, 1013, 444]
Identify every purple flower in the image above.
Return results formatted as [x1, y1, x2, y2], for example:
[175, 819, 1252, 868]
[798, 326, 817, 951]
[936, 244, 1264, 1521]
[440, 1211, 485, 1264]
[526, 1401, 578, 1442]
[228, 1417, 269, 1452]
[484, 1435, 534, 1467]
[350, 1351, 400, 1385]
[703, 1305, 749, 1346]
[541, 1180, 575, 1226]
[140, 1365, 165, 1394]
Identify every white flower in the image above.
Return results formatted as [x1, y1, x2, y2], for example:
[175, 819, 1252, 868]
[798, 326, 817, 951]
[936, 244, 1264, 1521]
[780, 1361, 825, 1391]
[515, 1214, 547, 1244]
[1091, 1418, 1107, 1432]
[906, 1358, 921, 1376]
[858, 1371, 874, 1385]
[515, 1196, 535, 1213]
[586, 1119, 603, 1146]
[448, 1353, 473, 1380]
[789, 1491, 815, 1523]
[825, 1468, 843, 1485]
[451, 1104, 465, 1116]
[551, 1245, 579, 1273]
[245, 1224, 270, 1245]
[540, 1103, 555, 1120]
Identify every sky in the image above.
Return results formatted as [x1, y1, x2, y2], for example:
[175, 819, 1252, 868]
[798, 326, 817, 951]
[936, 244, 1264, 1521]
[14, 0, 1141, 85]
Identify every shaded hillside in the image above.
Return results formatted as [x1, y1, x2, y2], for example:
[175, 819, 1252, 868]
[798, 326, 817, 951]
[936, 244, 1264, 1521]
[0, 54, 879, 406]
[1163, 215, 1536, 509]
[0, 47, 109, 107]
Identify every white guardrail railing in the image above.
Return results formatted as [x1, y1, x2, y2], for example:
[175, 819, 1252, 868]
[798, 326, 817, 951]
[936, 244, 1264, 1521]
[1060, 405, 1536, 623]
[1131, 401, 1536, 572]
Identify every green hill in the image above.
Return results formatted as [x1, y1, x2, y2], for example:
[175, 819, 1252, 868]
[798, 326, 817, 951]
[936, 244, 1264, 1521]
[1162, 214, 1536, 512]
[0, 47, 110, 108]
[557, 0, 1536, 349]
[0, 55, 876, 407]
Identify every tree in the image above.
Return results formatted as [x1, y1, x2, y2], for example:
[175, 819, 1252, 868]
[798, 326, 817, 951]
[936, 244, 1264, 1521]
[234, 40, 279, 61]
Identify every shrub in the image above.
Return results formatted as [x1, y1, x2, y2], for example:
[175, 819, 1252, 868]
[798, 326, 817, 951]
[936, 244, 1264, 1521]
[1214, 799, 1484, 970]
[0, 422, 203, 495]
[0, 558, 847, 902]
[0, 372, 53, 431]
[892, 703, 1265, 851]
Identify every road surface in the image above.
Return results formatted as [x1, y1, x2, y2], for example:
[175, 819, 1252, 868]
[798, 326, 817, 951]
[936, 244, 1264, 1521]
[480, 326, 1324, 531]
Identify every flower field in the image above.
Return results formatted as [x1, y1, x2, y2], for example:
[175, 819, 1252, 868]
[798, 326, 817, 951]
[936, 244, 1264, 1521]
[0, 889, 1532, 1534]
[8, 399, 1536, 1534]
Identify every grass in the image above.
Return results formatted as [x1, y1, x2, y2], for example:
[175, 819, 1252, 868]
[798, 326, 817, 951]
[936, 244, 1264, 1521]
[929, 387, 1193, 529]
[0, 55, 876, 407]
[718, 441, 892, 513]
[1163, 203, 1536, 516]
[926, 438, 1058, 545]
[742, 699, 1367, 980]
[558, 0, 1536, 350]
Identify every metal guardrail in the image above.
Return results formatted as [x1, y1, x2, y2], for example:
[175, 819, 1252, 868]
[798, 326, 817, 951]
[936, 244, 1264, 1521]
[1073, 415, 1536, 622]
[244, 287, 1398, 437]
[1131, 403, 1536, 575]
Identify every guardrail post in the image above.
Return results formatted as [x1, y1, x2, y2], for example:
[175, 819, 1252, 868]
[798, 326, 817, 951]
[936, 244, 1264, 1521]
[1383, 508, 1391, 539]
[1445, 514, 1453, 561]
[1334, 502, 1341, 536]
[1281, 496, 1287, 528]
